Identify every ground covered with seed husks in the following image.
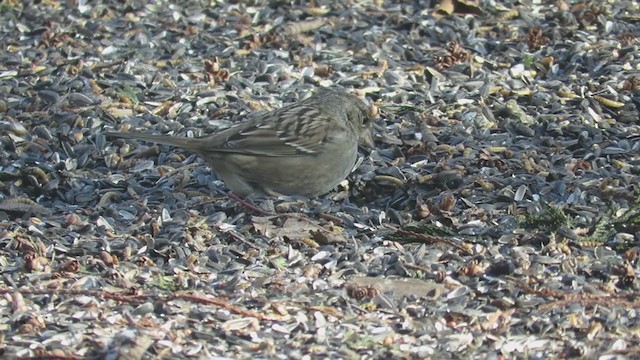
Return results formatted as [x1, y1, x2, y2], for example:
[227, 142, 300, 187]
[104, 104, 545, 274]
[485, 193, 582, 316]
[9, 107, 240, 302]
[1, 0, 640, 358]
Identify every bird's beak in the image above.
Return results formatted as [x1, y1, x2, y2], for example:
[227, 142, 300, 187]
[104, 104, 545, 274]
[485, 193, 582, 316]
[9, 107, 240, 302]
[360, 128, 375, 151]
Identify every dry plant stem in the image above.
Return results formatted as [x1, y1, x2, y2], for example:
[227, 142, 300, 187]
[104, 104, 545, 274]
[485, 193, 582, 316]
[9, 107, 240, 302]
[515, 282, 640, 311]
[224, 228, 262, 250]
[17, 354, 84, 360]
[386, 225, 473, 255]
[373, 174, 407, 189]
[316, 211, 344, 224]
[0, 288, 282, 321]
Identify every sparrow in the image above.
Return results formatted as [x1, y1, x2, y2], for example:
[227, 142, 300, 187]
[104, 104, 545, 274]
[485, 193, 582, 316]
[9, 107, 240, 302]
[107, 89, 374, 197]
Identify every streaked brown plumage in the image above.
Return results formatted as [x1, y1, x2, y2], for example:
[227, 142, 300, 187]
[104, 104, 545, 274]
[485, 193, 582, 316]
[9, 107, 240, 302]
[107, 89, 373, 197]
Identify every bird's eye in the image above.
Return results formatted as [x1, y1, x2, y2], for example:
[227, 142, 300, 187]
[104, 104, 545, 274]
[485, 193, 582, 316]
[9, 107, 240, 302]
[351, 110, 370, 127]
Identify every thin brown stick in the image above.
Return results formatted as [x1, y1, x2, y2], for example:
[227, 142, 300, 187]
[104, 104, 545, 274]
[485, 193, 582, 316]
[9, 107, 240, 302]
[0, 288, 282, 321]
[385, 225, 473, 255]
[514, 282, 640, 311]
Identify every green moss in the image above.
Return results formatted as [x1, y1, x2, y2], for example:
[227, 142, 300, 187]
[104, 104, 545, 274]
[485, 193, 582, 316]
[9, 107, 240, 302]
[520, 201, 571, 231]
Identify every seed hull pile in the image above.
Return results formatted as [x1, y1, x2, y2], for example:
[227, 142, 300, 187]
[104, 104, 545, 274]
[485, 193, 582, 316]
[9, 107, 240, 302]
[0, 0, 639, 358]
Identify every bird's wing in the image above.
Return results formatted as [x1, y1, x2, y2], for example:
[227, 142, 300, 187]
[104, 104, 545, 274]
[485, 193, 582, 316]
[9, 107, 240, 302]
[214, 105, 333, 156]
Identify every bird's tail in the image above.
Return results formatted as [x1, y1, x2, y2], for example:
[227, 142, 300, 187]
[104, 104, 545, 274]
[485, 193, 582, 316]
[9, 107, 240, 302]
[106, 131, 199, 150]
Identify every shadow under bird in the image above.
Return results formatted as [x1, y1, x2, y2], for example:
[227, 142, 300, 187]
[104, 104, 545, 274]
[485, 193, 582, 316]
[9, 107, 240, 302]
[106, 89, 374, 197]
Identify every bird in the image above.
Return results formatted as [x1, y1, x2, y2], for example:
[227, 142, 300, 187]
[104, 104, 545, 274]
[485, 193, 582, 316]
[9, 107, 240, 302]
[106, 89, 374, 198]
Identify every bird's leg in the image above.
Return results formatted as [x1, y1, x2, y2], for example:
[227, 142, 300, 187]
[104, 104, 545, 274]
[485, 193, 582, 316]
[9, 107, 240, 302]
[228, 192, 274, 215]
